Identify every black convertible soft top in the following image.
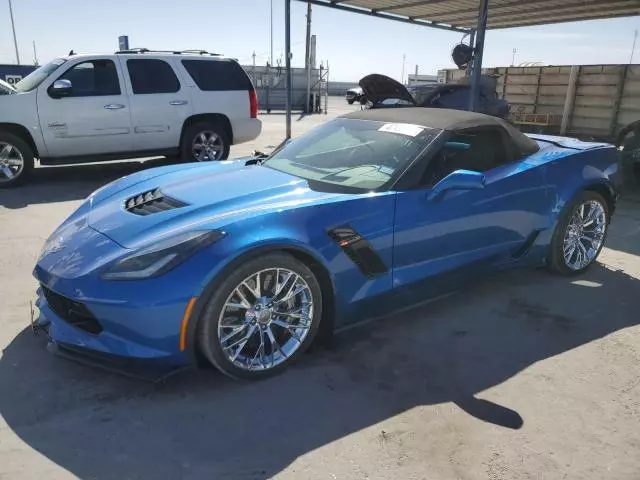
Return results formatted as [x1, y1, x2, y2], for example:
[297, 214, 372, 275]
[342, 107, 540, 156]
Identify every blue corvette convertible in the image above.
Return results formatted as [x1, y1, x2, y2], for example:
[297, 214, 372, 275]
[33, 108, 620, 379]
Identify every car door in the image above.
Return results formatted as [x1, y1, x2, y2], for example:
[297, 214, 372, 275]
[393, 126, 549, 292]
[120, 57, 192, 152]
[36, 58, 132, 157]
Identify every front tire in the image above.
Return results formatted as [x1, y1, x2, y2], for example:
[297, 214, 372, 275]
[198, 252, 323, 380]
[0, 132, 34, 188]
[180, 122, 230, 162]
[548, 191, 609, 275]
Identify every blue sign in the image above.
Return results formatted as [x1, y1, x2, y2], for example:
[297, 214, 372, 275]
[0, 64, 37, 85]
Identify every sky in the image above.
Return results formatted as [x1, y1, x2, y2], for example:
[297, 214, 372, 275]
[1, 0, 639, 82]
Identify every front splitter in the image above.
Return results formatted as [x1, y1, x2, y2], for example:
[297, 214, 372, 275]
[46, 341, 194, 383]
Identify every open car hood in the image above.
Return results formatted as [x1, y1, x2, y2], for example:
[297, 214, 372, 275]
[359, 74, 415, 105]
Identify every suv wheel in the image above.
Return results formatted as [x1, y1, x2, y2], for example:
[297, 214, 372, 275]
[0, 132, 34, 188]
[181, 122, 230, 162]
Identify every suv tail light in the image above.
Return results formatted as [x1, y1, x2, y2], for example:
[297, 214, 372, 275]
[249, 88, 258, 118]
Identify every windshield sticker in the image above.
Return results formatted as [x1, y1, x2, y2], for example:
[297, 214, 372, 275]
[378, 123, 424, 137]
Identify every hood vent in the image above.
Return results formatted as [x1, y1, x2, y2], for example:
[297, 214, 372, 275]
[125, 188, 188, 216]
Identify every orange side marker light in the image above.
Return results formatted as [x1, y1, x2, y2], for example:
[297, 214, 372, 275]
[179, 297, 198, 352]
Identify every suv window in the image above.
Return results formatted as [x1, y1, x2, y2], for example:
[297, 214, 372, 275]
[421, 128, 508, 187]
[55, 60, 120, 97]
[127, 59, 180, 94]
[182, 59, 251, 91]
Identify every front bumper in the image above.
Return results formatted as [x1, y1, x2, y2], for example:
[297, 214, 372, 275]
[32, 308, 188, 381]
[33, 277, 193, 371]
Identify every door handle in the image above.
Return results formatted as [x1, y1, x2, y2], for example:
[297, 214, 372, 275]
[169, 100, 188, 106]
[104, 104, 125, 110]
[47, 122, 67, 128]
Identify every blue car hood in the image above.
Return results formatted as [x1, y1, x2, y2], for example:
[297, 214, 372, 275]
[87, 161, 341, 249]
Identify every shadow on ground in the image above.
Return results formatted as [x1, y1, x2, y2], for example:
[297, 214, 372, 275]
[0, 158, 174, 209]
[1, 264, 637, 479]
[604, 197, 640, 257]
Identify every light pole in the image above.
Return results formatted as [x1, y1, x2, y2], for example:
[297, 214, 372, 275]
[630, 29, 638, 64]
[511, 48, 517, 66]
[270, 0, 274, 66]
[401, 54, 406, 84]
[8, 0, 20, 65]
[285, 0, 292, 139]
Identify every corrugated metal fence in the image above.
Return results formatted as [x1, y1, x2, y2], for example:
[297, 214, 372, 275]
[242, 64, 324, 111]
[439, 65, 640, 140]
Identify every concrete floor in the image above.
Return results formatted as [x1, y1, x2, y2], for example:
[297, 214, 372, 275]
[1, 98, 639, 480]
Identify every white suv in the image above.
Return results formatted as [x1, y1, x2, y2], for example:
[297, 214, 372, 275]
[0, 49, 261, 187]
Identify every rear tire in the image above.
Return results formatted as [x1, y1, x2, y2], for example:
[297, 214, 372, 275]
[198, 252, 323, 380]
[347, 98, 355, 105]
[180, 122, 230, 162]
[0, 132, 34, 188]
[547, 190, 609, 275]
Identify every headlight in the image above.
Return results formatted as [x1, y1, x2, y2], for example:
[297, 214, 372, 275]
[102, 230, 226, 280]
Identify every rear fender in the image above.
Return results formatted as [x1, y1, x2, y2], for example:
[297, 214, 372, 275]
[545, 147, 619, 225]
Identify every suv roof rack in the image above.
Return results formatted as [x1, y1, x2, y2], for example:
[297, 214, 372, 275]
[115, 48, 222, 56]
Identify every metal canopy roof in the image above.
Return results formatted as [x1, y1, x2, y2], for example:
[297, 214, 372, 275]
[301, 0, 640, 31]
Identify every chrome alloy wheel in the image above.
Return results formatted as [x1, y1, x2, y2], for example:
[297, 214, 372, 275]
[217, 268, 314, 371]
[0, 141, 24, 183]
[562, 199, 607, 271]
[192, 131, 223, 161]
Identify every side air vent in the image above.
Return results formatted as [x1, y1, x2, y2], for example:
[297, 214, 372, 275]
[125, 188, 188, 216]
[328, 226, 388, 277]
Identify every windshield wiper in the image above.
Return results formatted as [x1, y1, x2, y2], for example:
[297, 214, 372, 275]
[244, 151, 269, 166]
[245, 137, 292, 166]
[319, 165, 383, 182]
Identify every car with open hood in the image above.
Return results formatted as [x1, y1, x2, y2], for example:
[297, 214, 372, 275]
[32, 107, 619, 380]
[345, 86, 364, 104]
[359, 73, 510, 119]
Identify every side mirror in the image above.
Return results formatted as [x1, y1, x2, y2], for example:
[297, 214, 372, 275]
[427, 169, 485, 202]
[50, 79, 72, 98]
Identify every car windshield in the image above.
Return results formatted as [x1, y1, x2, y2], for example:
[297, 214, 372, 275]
[264, 118, 441, 191]
[14, 58, 67, 93]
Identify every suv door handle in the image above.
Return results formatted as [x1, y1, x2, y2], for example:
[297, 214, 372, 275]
[104, 104, 125, 110]
[169, 100, 188, 106]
